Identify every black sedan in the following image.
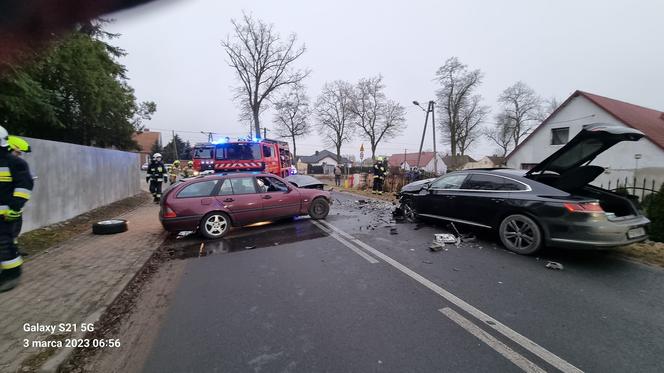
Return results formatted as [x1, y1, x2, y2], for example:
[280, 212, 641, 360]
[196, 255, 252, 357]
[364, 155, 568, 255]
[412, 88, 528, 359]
[398, 124, 650, 254]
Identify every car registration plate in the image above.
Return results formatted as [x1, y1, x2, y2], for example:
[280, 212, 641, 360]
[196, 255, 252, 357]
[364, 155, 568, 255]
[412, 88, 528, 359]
[627, 227, 646, 239]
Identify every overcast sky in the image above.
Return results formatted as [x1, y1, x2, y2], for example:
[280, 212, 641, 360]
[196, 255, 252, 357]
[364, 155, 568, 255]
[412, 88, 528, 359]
[107, 0, 664, 160]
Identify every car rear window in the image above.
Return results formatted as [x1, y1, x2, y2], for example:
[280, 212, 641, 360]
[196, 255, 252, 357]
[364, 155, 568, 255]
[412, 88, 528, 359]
[177, 180, 218, 198]
[462, 174, 528, 191]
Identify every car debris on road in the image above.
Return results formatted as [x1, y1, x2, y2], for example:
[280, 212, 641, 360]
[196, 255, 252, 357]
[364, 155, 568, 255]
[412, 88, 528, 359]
[546, 261, 564, 270]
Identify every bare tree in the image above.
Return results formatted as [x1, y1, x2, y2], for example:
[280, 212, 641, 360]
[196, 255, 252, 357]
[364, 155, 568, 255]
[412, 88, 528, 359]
[435, 57, 485, 156]
[314, 80, 355, 163]
[456, 95, 489, 155]
[485, 112, 515, 157]
[538, 96, 561, 120]
[348, 75, 406, 160]
[498, 81, 542, 147]
[272, 83, 311, 159]
[222, 13, 309, 138]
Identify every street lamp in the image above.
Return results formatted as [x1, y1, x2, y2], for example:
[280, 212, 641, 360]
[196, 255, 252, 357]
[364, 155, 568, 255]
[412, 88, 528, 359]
[412, 100, 438, 175]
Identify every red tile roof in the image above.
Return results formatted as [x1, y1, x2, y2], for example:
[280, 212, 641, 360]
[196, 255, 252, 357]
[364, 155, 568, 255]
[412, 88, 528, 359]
[579, 91, 664, 151]
[388, 152, 436, 168]
[507, 90, 664, 160]
[132, 130, 161, 153]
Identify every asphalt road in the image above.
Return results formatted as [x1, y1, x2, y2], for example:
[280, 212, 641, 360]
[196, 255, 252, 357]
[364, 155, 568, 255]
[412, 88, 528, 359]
[142, 192, 664, 373]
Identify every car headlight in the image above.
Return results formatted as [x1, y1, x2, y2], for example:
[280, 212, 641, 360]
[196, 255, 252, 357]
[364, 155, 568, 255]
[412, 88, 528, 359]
[193, 171, 200, 176]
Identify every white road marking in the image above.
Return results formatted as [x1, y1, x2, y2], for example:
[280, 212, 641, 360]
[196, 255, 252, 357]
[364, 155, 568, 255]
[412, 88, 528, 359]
[319, 220, 583, 373]
[311, 220, 379, 264]
[440, 307, 546, 373]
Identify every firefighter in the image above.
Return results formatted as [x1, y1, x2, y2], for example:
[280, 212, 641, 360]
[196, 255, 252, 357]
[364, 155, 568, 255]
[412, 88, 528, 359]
[7, 136, 32, 256]
[182, 160, 195, 178]
[372, 157, 387, 195]
[146, 153, 167, 203]
[168, 160, 180, 184]
[0, 127, 34, 292]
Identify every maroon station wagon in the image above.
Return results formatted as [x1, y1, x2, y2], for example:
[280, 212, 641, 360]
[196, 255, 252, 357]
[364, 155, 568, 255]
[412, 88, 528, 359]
[159, 173, 331, 238]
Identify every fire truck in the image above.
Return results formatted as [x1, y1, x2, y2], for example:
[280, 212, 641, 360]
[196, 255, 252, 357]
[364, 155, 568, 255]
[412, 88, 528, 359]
[192, 138, 294, 178]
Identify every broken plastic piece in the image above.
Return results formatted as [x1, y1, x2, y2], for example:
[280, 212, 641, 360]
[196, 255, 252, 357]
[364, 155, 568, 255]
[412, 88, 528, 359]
[545, 261, 564, 270]
[435, 234, 457, 244]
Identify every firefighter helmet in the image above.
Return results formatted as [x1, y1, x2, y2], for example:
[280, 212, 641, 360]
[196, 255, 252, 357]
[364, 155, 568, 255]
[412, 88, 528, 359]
[0, 126, 8, 147]
[188, 161, 193, 166]
[153, 153, 162, 159]
[173, 160, 180, 166]
[7, 136, 31, 153]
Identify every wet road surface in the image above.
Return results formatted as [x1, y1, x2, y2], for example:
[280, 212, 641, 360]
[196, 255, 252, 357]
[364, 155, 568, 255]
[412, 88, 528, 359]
[142, 192, 664, 373]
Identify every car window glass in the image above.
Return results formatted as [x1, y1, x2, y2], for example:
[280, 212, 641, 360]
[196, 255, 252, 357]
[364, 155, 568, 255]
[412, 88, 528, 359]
[229, 177, 257, 194]
[462, 174, 504, 190]
[263, 145, 272, 158]
[551, 138, 603, 168]
[430, 174, 467, 189]
[501, 178, 527, 191]
[177, 180, 218, 198]
[217, 179, 233, 195]
[256, 176, 289, 193]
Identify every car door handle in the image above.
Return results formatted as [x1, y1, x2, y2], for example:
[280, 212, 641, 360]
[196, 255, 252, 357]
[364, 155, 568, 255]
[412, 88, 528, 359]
[491, 198, 504, 203]
[223, 198, 234, 202]
[446, 195, 456, 199]
[262, 195, 272, 200]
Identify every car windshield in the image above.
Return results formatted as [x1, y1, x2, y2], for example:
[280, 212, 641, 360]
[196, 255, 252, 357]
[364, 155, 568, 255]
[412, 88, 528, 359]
[193, 147, 213, 159]
[215, 143, 261, 160]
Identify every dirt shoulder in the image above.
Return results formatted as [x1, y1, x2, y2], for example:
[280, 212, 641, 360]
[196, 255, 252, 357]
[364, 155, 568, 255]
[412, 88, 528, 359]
[613, 240, 664, 268]
[18, 192, 151, 258]
[331, 186, 398, 203]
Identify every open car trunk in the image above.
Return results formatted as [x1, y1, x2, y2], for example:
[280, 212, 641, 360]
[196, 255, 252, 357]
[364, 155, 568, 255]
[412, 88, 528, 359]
[525, 124, 646, 219]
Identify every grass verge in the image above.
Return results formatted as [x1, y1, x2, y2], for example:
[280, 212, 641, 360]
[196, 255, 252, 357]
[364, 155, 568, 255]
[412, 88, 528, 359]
[613, 241, 664, 268]
[17, 192, 151, 258]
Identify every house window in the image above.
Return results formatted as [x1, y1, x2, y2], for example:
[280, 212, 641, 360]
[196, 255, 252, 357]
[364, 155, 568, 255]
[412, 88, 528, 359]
[551, 127, 569, 145]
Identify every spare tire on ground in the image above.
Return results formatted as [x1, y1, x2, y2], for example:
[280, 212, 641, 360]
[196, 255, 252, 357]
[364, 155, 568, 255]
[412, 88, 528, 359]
[92, 219, 128, 235]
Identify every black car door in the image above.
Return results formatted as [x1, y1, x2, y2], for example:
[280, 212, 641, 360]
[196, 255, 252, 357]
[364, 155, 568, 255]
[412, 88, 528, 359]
[416, 173, 468, 218]
[456, 173, 529, 228]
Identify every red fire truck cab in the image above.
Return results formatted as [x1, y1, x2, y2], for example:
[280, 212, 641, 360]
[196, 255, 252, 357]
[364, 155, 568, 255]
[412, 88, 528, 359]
[193, 138, 294, 178]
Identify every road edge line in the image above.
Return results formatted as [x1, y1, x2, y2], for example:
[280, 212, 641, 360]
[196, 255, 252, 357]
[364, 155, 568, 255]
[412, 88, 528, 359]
[319, 220, 583, 373]
[440, 307, 546, 373]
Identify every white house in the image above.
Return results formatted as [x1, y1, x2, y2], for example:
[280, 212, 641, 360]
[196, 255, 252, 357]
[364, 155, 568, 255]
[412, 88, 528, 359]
[297, 150, 351, 174]
[388, 151, 447, 175]
[464, 156, 506, 170]
[507, 90, 664, 190]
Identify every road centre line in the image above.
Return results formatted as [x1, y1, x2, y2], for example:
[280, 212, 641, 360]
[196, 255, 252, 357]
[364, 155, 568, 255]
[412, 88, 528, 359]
[311, 220, 379, 264]
[440, 307, 546, 373]
[318, 220, 583, 373]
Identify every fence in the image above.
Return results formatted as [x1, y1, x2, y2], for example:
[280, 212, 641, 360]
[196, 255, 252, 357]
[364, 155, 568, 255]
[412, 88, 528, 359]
[599, 177, 663, 202]
[20, 137, 141, 232]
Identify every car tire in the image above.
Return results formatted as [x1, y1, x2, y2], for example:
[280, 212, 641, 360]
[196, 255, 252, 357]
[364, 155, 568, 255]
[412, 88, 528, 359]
[498, 214, 542, 255]
[200, 212, 231, 239]
[92, 219, 128, 235]
[309, 198, 330, 220]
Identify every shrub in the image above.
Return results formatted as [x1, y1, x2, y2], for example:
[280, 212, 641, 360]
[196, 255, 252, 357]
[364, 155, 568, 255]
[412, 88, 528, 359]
[646, 185, 664, 243]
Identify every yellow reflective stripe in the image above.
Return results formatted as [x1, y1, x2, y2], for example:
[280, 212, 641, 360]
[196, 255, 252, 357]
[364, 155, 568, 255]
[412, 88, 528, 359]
[0, 205, 9, 213]
[13, 188, 31, 200]
[0, 169, 11, 182]
[0, 177, 12, 182]
[1, 256, 23, 269]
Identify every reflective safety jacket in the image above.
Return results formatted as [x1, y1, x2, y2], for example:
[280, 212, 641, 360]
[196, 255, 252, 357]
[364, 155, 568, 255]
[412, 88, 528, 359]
[147, 160, 167, 181]
[0, 151, 34, 215]
[373, 162, 386, 179]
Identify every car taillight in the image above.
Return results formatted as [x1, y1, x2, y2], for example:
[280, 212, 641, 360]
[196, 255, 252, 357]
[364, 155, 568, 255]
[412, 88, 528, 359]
[163, 206, 177, 218]
[564, 202, 604, 213]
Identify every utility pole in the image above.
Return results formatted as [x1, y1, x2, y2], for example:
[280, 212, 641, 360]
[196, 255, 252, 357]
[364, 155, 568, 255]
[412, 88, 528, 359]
[262, 127, 268, 139]
[172, 130, 179, 161]
[429, 101, 438, 175]
[200, 131, 214, 142]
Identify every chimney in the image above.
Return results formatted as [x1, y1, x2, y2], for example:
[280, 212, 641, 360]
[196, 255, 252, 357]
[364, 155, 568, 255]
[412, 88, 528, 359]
[315, 150, 319, 155]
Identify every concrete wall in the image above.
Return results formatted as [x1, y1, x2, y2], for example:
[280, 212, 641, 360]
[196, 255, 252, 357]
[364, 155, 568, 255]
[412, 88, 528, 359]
[19, 137, 141, 232]
[506, 95, 664, 189]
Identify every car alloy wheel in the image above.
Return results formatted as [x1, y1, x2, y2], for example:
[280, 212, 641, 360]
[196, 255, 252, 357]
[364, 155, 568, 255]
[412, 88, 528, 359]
[499, 214, 542, 255]
[402, 200, 417, 223]
[201, 213, 229, 238]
